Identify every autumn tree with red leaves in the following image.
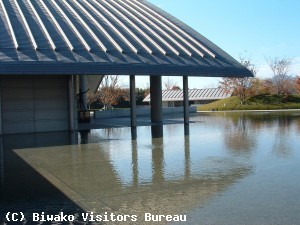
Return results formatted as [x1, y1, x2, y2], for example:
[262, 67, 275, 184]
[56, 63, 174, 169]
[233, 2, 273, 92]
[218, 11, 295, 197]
[98, 75, 129, 109]
[219, 57, 257, 105]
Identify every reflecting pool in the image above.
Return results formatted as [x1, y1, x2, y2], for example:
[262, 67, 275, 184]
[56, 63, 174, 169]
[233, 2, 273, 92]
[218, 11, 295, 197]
[1, 111, 300, 225]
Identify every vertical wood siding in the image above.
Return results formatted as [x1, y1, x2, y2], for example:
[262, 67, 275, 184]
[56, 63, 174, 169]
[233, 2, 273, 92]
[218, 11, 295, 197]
[0, 76, 69, 134]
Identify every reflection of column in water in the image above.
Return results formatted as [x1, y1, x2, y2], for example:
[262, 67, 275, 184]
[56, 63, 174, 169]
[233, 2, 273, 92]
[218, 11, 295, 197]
[184, 135, 191, 181]
[151, 124, 163, 138]
[0, 136, 3, 188]
[131, 127, 137, 140]
[69, 131, 78, 145]
[184, 124, 190, 136]
[152, 136, 165, 184]
[79, 130, 90, 144]
[131, 140, 138, 187]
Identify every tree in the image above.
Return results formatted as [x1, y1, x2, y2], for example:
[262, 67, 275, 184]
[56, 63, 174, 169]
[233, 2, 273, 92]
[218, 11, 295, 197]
[260, 78, 274, 95]
[164, 77, 178, 90]
[266, 57, 293, 95]
[135, 88, 155, 105]
[248, 77, 267, 96]
[86, 92, 100, 109]
[142, 82, 150, 98]
[171, 85, 181, 90]
[219, 57, 257, 104]
[98, 75, 128, 109]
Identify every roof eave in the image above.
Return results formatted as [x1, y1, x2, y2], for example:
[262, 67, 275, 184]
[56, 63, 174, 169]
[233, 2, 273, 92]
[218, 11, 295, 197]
[0, 62, 253, 77]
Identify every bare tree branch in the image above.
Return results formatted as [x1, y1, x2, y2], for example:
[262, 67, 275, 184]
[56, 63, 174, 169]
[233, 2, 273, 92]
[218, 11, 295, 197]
[219, 57, 256, 104]
[98, 75, 127, 109]
[266, 57, 294, 94]
[164, 77, 179, 90]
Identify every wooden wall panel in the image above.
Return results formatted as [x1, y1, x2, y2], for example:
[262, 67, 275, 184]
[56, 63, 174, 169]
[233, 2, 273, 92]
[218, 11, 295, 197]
[0, 76, 71, 134]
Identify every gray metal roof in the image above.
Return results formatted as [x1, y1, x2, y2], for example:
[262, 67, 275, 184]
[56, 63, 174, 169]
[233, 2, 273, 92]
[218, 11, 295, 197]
[143, 88, 233, 102]
[0, 0, 252, 77]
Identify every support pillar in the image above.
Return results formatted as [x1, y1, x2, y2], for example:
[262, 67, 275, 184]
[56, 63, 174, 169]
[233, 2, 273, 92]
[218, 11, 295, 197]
[68, 75, 75, 131]
[183, 76, 190, 135]
[79, 75, 88, 110]
[183, 76, 189, 124]
[151, 124, 163, 138]
[130, 75, 137, 140]
[150, 76, 162, 123]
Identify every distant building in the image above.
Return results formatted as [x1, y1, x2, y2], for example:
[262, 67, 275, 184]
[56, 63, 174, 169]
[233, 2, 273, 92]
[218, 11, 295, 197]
[143, 88, 232, 107]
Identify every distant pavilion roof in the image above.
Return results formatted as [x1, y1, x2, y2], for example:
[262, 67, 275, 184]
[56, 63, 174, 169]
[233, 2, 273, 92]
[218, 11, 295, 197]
[0, 0, 252, 77]
[143, 88, 233, 102]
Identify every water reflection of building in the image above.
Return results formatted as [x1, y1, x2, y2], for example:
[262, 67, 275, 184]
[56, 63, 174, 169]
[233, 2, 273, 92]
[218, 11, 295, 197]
[6, 131, 251, 225]
[2, 112, 300, 224]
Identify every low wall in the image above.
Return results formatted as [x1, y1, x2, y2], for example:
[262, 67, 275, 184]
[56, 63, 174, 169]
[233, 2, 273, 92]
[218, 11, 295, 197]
[95, 106, 197, 119]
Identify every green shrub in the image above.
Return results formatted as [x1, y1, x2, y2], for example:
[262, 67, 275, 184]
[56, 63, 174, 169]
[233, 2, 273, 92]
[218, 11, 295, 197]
[197, 95, 300, 111]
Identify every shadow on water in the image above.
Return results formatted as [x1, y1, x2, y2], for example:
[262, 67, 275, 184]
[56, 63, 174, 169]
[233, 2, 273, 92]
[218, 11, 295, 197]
[0, 132, 90, 224]
[0, 127, 253, 225]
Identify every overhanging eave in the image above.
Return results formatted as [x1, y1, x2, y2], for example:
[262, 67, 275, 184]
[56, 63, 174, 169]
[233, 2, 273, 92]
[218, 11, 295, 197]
[0, 62, 253, 77]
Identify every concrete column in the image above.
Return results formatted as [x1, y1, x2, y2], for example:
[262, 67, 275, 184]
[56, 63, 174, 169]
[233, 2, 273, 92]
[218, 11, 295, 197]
[79, 75, 88, 110]
[183, 76, 189, 125]
[151, 124, 163, 138]
[150, 76, 162, 123]
[68, 75, 75, 131]
[130, 75, 137, 140]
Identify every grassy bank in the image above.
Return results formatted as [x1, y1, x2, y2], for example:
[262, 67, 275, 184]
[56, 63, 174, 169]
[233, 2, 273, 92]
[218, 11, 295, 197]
[198, 94, 300, 111]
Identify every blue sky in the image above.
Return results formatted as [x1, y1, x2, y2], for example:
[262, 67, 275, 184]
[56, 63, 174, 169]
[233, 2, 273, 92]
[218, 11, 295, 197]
[134, 0, 300, 89]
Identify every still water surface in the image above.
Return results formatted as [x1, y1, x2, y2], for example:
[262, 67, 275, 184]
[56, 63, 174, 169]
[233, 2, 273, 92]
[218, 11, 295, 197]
[1, 111, 300, 224]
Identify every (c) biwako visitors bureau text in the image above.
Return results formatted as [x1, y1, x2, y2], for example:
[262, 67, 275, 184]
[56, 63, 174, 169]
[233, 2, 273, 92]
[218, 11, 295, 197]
[5, 212, 187, 223]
